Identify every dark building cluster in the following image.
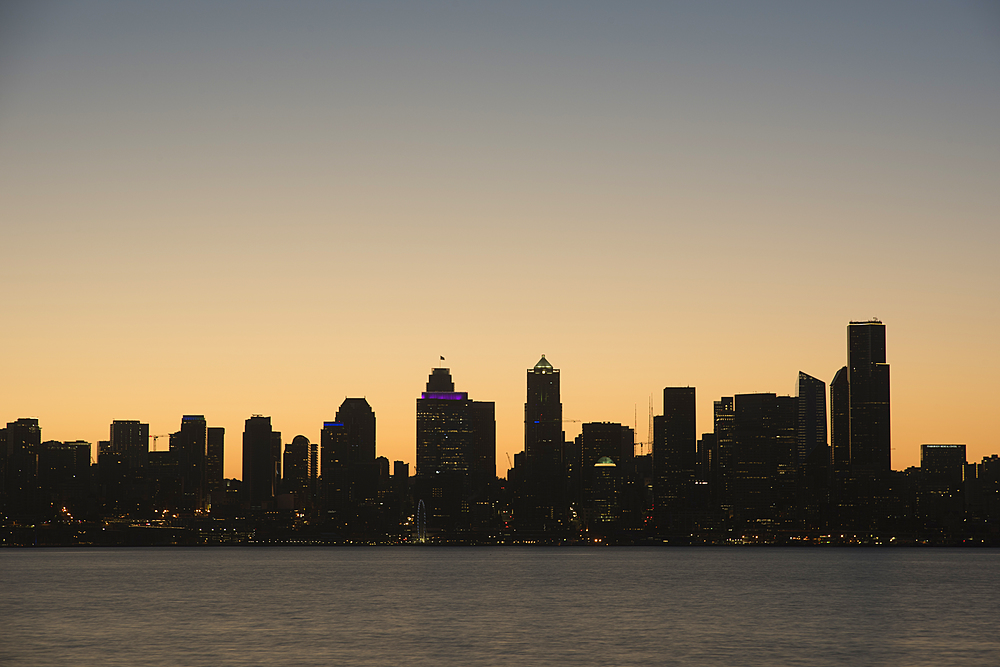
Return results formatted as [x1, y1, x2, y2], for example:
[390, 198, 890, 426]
[2, 321, 999, 546]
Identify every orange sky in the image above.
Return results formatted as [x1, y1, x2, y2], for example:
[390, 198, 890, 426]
[1, 2, 997, 476]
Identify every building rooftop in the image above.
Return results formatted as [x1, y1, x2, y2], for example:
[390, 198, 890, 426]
[533, 355, 553, 370]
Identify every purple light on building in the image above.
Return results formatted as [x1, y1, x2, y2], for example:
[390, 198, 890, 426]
[420, 392, 468, 401]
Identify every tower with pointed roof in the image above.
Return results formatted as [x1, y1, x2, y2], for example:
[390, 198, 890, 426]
[525, 355, 563, 472]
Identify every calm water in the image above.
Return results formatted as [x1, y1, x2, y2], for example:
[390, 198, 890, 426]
[2, 547, 998, 666]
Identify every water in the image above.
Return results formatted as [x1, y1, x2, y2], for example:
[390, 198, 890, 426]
[2, 547, 998, 666]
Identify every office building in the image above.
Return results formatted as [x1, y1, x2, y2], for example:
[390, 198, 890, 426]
[415, 367, 496, 534]
[171, 415, 208, 511]
[335, 398, 376, 464]
[109, 420, 150, 471]
[243, 415, 281, 510]
[848, 320, 891, 474]
[206, 427, 225, 493]
[653, 387, 696, 531]
[829, 366, 850, 475]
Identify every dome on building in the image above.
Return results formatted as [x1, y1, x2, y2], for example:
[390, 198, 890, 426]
[594, 456, 616, 467]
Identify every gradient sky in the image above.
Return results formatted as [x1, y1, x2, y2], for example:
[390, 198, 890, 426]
[2, 1, 998, 478]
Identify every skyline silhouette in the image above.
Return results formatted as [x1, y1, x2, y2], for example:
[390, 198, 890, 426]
[2, 2, 997, 480]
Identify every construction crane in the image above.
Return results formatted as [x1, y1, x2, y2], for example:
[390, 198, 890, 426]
[149, 434, 170, 452]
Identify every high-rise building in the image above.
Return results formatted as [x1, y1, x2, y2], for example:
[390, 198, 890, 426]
[579, 421, 633, 525]
[829, 366, 850, 475]
[918, 444, 966, 532]
[37, 440, 91, 515]
[713, 397, 736, 515]
[415, 367, 496, 535]
[242, 415, 281, 510]
[335, 398, 376, 464]
[3, 418, 42, 516]
[848, 320, 891, 474]
[206, 427, 225, 493]
[796, 373, 826, 465]
[920, 445, 966, 486]
[173, 415, 208, 511]
[283, 434, 311, 497]
[653, 387, 696, 531]
[521, 355, 565, 530]
[109, 420, 150, 471]
[320, 421, 350, 520]
[731, 393, 797, 524]
[525, 355, 563, 470]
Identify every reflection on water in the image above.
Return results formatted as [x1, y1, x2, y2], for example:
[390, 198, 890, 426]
[1, 548, 998, 666]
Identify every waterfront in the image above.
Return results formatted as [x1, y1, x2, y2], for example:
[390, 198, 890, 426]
[2, 547, 998, 666]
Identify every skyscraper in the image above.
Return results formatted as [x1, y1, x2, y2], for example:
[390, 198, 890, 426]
[579, 421, 633, 527]
[3, 418, 42, 517]
[848, 320, 891, 474]
[524, 355, 563, 471]
[109, 420, 149, 471]
[522, 355, 564, 529]
[243, 415, 281, 510]
[335, 398, 376, 464]
[713, 397, 736, 515]
[730, 393, 797, 524]
[174, 415, 208, 511]
[796, 372, 827, 465]
[206, 427, 225, 493]
[415, 367, 496, 535]
[829, 366, 850, 475]
[653, 387, 696, 531]
[320, 421, 350, 520]
[283, 434, 311, 498]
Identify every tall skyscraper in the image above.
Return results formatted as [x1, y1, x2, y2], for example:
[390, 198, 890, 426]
[173, 415, 208, 511]
[796, 372, 827, 465]
[283, 434, 311, 497]
[521, 355, 565, 530]
[524, 355, 563, 470]
[415, 367, 496, 534]
[829, 366, 850, 475]
[320, 421, 350, 520]
[653, 387, 696, 531]
[206, 427, 225, 493]
[848, 320, 891, 474]
[109, 420, 149, 471]
[243, 415, 281, 510]
[713, 397, 736, 515]
[335, 398, 376, 464]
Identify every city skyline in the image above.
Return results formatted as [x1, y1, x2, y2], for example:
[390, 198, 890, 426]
[2, 318, 995, 480]
[2, 2, 998, 478]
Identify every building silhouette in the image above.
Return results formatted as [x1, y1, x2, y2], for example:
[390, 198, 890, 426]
[335, 398, 376, 464]
[829, 366, 850, 475]
[578, 421, 633, 529]
[170, 415, 209, 511]
[283, 434, 311, 500]
[243, 415, 280, 510]
[653, 387, 696, 532]
[729, 393, 797, 525]
[110, 420, 149, 471]
[415, 367, 496, 536]
[3, 418, 42, 517]
[319, 421, 351, 530]
[206, 427, 225, 494]
[521, 355, 565, 531]
[848, 320, 891, 474]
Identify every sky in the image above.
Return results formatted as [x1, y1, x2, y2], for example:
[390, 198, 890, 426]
[1, 1, 998, 478]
